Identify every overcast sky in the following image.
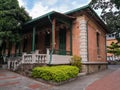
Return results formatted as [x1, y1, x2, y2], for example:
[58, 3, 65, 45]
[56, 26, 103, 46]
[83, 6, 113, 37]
[18, 0, 92, 18]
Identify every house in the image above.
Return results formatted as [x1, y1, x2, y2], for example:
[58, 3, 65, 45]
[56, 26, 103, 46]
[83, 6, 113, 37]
[106, 33, 120, 61]
[6, 5, 109, 73]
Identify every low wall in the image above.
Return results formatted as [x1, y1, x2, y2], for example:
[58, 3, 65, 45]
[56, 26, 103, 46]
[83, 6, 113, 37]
[82, 62, 108, 74]
[47, 55, 71, 65]
[17, 63, 47, 76]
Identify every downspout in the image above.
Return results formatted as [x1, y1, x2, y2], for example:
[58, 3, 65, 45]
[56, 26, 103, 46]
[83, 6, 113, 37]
[48, 15, 55, 65]
[70, 22, 72, 55]
[86, 20, 90, 73]
[86, 20, 89, 62]
[105, 35, 108, 69]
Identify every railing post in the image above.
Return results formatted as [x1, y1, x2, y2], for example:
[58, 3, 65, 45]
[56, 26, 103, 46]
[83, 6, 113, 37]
[22, 52, 26, 63]
[8, 60, 10, 69]
[46, 48, 50, 63]
[13, 60, 16, 71]
[32, 52, 36, 63]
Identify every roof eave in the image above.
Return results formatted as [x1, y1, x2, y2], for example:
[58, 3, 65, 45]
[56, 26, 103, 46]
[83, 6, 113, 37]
[65, 5, 109, 33]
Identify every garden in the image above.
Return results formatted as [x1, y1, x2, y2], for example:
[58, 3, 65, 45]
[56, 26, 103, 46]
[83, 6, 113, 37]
[31, 55, 82, 84]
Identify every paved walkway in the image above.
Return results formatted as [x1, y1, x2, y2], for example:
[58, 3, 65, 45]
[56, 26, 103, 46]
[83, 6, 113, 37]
[0, 70, 53, 90]
[86, 67, 120, 90]
[0, 65, 120, 90]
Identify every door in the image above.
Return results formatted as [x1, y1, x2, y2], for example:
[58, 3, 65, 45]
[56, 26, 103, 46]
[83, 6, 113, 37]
[59, 28, 66, 55]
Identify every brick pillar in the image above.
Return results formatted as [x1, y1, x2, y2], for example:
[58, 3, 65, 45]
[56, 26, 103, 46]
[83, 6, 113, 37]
[80, 19, 88, 62]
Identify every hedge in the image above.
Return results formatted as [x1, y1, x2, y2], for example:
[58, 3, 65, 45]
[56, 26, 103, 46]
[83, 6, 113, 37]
[32, 65, 79, 82]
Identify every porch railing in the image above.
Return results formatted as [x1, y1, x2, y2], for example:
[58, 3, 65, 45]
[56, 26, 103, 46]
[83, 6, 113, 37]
[7, 49, 50, 71]
[22, 53, 47, 64]
[7, 57, 22, 71]
[53, 49, 71, 55]
[107, 55, 120, 61]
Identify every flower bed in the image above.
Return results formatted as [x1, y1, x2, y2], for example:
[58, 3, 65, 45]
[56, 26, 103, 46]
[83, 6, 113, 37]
[32, 65, 79, 82]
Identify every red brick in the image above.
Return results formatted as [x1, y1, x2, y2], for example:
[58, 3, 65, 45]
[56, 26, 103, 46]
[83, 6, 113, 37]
[86, 69, 120, 90]
[28, 83, 40, 89]
[0, 81, 19, 87]
[0, 74, 6, 76]
[0, 76, 17, 80]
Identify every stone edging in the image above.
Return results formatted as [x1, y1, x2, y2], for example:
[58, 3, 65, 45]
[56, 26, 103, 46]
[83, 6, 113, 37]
[82, 62, 108, 65]
[35, 72, 86, 86]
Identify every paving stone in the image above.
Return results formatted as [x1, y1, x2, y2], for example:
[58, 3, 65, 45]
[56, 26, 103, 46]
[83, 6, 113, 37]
[86, 68, 120, 90]
[0, 65, 120, 90]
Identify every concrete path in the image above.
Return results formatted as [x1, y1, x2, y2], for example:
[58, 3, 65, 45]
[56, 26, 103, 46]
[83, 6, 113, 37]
[0, 65, 120, 90]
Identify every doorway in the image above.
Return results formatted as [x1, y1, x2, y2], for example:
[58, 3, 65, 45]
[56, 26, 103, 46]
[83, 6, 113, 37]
[59, 28, 66, 55]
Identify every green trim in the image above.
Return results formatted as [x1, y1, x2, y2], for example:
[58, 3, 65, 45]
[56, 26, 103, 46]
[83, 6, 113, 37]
[25, 11, 74, 26]
[49, 19, 55, 64]
[32, 26, 36, 52]
[65, 5, 90, 15]
[24, 5, 108, 33]
[52, 20, 55, 49]
[25, 11, 55, 25]
[70, 23, 72, 55]
[25, 5, 90, 25]
[59, 28, 66, 55]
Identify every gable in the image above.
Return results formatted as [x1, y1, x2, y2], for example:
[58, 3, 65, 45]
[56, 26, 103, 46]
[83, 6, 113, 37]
[65, 5, 109, 33]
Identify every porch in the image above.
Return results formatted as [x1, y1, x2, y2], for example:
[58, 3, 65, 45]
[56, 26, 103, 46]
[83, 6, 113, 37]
[7, 49, 71, 71]
[7, 11, 75, 70]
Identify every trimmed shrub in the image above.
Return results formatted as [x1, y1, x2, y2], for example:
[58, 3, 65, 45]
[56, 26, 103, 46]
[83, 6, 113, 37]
[32, 65, 79, 82]
[70, 55, 82, 72]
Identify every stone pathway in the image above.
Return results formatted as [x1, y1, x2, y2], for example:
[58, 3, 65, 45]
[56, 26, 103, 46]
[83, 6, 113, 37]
[86, 68, 120, 90]
[0, 70, 53, 90]
[0, 65, 119, 90]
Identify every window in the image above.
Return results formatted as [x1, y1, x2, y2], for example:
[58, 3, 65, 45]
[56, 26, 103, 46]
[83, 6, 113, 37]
[96, 32, 100, 47]
[96, 32, 100, 55]
[23, 38, 28, 52]
[45, 32, 50, 48]
[35, 34, 38, 49]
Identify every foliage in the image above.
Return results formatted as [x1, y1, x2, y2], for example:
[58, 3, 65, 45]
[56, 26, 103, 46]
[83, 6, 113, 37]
[70, 55, 82, 72]
[32, 65, 79, 82]
[107, 42, 120, 56]
[89, 0, 120, 42]
[0, 0, 31, 56]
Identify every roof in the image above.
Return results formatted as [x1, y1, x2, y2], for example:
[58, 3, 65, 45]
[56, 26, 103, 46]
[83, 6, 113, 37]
[65, 5, 90, 15]
[24, 5, 109, 33]
[65, 5, 109, 33]
[24, 11, 75, 26]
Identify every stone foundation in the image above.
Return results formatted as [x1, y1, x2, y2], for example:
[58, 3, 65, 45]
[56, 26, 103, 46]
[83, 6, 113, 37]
[82, 62, 108, 74]
[17, 63, 47, 76]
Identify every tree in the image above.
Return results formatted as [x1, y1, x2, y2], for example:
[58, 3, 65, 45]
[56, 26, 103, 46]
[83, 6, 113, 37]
[89, 0, 120, 42]
[0, 0, 31, 56]
[107, 42, 120, 56]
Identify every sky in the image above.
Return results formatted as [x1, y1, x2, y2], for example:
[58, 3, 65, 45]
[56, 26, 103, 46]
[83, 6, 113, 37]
[18, 0, 91, 18]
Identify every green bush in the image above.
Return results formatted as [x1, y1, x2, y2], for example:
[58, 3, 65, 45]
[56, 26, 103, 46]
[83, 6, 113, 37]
[70, 55, 82, 72]
[32, 65, 79, 82]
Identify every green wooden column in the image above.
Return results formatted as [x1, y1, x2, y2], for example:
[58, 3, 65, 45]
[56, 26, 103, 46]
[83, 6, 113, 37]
[32, 26, 36, 52]
[70, 23, 72, 55]
[49, 19, 55, 64]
